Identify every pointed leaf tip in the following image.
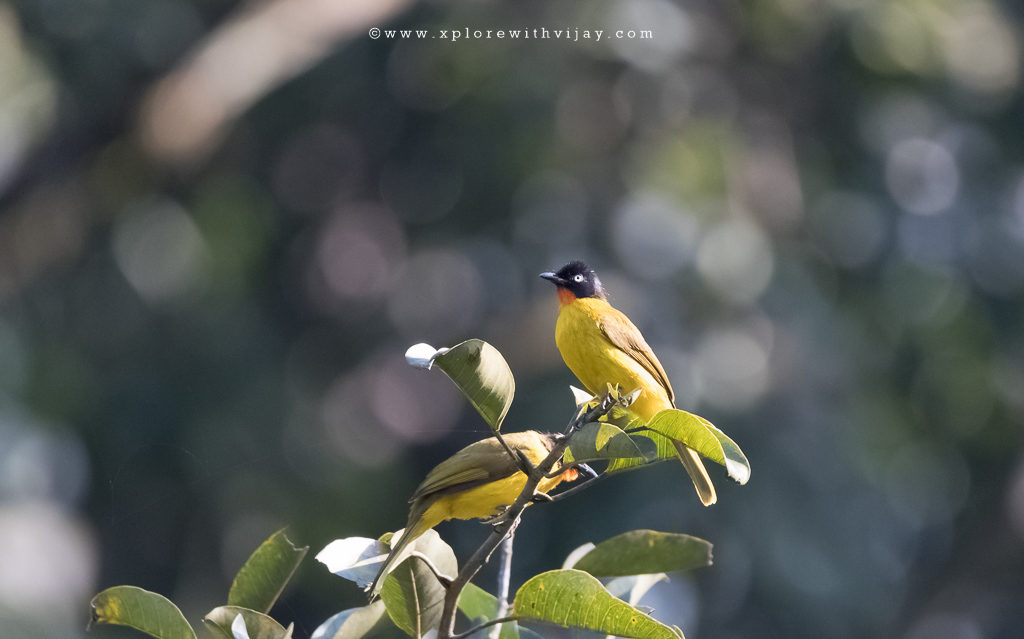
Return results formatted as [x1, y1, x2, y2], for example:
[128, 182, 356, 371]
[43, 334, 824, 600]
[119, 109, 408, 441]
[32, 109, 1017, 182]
[228, 528, 308, 614]
[570, 385, 595, 407]
[89, 585, 197, 639]
[646, 409, 751, 485]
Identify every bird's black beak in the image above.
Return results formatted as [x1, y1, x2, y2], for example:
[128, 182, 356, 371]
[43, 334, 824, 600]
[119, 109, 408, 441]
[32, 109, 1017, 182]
[540, 272, 565, 286]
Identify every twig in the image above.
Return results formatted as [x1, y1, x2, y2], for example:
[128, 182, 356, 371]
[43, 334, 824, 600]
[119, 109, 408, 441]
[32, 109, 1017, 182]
[488, 531, 516, 639]
[543, 466, 567, 479]
[452, 616, 521, 639]
[550, 456, 670, 502]
[490, 429, 533, 475]
[545, 471, 612, 503]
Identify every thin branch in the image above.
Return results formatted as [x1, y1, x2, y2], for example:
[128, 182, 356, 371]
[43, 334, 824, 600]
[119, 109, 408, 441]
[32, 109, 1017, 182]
[488, 531, 515, 639]
[491, 430, 538, 477]
[545, 471, 612, 503]
[489, 429, 519, 466]
[542, 461, 596, 479]
[452, 616, 521, 639]
[484, 518, 520, 564]
[543, 466, 568, 479]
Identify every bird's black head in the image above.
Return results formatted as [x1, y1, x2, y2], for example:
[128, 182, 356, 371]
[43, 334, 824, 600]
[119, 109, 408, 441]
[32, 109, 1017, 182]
[539, 260, 605, 301]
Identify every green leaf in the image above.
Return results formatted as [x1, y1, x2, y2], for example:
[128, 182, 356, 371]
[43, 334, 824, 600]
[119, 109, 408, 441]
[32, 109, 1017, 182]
[431, 339, 515, 431]
[512, 570, 683, 639]
[203, 606, 290, 639]
[456, 584, 518, 639]
[370, 528, 458, 598]
[571, 530, 712, 578]
[311, 601, 391, 639]
[604, 432, 674, 474]
[596, 407, 671, 474]
[645, 409, 751, 484]
[565, 422, 658, 464]
[379, 530, 459, 638]
[88, 585, 196, 639]
[228, 528, 309, 613]
[456, 582, 498, 622]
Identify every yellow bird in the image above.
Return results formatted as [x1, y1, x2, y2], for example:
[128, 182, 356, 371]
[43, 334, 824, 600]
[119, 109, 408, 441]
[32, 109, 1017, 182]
[370, 430, 579, 595]
[541, 260, 716, 506]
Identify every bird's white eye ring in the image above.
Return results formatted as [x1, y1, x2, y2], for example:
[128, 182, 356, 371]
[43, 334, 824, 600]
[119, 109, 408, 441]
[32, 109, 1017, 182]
[573, 274, 585, 283]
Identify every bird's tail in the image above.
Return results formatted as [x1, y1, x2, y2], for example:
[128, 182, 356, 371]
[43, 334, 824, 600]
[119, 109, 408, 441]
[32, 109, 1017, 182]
[673, 440, 717, 506]
[367, 503, 431, 599]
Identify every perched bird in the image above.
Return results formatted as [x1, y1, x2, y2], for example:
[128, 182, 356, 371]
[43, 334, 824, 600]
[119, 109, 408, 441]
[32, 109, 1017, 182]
[541, 260, 716, 506]
[369, 430, 578, 596]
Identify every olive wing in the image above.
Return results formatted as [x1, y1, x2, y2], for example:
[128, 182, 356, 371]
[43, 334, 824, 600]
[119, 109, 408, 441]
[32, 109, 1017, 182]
[598, 307, 676, 406]
[410, 436, 526, 502]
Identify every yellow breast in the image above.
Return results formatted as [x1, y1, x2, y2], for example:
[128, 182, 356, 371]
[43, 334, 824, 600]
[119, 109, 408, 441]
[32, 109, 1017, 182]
[554, 298, 671, 420]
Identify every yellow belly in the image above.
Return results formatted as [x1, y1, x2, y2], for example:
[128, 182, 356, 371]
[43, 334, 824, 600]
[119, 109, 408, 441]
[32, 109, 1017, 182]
[554, 298, 672, 421]
[418, 470, 566, 531]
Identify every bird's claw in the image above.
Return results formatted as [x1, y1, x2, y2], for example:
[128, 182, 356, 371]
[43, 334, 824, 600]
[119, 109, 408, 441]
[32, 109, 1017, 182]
[483, 506, 510, 526]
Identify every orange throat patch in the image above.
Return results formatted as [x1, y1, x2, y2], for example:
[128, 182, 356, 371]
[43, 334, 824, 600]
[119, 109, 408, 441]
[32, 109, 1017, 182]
[561, 467, 580, 482]
[557, 288, 576, 306]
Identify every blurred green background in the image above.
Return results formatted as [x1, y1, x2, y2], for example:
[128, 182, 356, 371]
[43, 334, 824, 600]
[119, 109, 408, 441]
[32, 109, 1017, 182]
[2, 0, 1024, 637]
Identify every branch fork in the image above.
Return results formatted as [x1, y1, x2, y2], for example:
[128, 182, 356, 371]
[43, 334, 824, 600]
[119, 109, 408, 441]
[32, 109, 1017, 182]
[435, 391, 620, 639]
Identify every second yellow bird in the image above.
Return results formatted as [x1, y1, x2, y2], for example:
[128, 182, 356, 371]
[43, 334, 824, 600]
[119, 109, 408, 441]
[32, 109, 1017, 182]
[369, 430, 578, 596]
[541, 260, 717, 506]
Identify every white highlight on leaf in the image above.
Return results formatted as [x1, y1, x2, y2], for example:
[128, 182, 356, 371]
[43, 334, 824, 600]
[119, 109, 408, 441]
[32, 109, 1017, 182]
[726, 457, 751, 485]
[315, 537, 389, 588]
[311, 610, 353, 639]
[606, 574, 669, 606]
[405, 343, 439, 369]
[694, 414, 752, 485]
[570, 385, 595, 407]
[311, 603, 384, 639]
[231, 614, 250, 639]
[562, 542, 597, 569]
